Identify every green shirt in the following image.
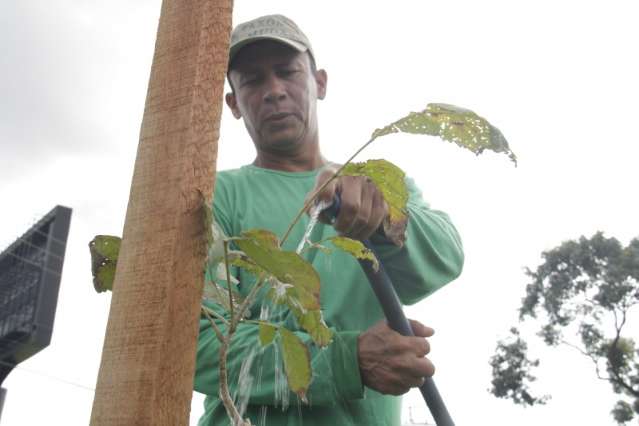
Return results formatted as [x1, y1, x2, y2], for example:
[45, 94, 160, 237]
[195, 165, 464, 426]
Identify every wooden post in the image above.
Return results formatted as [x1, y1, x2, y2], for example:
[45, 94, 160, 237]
[90, 1, 232, 424]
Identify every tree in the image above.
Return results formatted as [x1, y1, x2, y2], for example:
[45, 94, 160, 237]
[489, 232, 639, 424]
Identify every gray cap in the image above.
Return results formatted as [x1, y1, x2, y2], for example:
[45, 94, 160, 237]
[229, 14, 314, 66]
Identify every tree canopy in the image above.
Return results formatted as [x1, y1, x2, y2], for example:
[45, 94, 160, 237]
[489, 232, 639, 424]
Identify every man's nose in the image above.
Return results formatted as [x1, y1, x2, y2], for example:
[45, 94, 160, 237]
[263, 75, 286, 103]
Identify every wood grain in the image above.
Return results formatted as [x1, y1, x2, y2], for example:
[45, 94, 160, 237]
[90, 1, 232, 424]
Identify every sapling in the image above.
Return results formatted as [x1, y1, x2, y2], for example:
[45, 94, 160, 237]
[90, 103, 515, 426]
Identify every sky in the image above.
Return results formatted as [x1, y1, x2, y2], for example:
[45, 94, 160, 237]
[1, 0, 638, 425]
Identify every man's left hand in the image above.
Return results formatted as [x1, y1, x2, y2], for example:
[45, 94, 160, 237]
[309, 166, 388, 241]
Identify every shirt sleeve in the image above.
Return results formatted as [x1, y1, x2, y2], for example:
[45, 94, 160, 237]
[369, 177, 464, 305]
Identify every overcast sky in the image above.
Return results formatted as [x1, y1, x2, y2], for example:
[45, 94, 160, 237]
[1, 1, 638, 425]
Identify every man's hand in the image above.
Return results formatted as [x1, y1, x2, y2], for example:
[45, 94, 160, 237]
[357, 319, 435, 395]
[310, 167, 389, 241]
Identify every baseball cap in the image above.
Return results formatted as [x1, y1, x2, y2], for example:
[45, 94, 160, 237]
[228, 14, 314, 66]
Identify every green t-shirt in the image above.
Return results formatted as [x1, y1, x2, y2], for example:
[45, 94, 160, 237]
[195, 164, 464, 426]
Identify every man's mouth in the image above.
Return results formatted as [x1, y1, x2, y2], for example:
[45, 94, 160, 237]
[265, 112, 293, 122]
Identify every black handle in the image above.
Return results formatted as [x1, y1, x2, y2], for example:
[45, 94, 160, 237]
[322, 197, 454, 426]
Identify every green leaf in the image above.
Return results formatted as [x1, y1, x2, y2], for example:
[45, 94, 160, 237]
[372, 108, 440, 139]
[258, 322, 278, 346]
[95, 263, 116, 293]
[230, 255, 265, 278]
[267, 277, 295, 302]
[236, 229, 321, 311]
[90, 235, 121, 259]
[341, 160, 408, 246]
[264, 280, 331, 347]
[279, 327, 311, 403]
[293, 308, 333, 347]
[371, 103, 517, 165]
[329, 236, 379, 271]
[89, 235, 121, 292]
[239, 229, 279, 250]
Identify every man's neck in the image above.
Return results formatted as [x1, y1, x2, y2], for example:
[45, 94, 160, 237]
[253, 146, 326, 172]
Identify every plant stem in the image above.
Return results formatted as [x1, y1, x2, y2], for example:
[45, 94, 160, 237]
[223, 240, 234, 319]
[202, 305, 229, 327]
[233, 275, 267, 325]
[202, 308, 225, 344]
[201, 308, 250, 424]
[280, 138, 375, 246]
[243, 319, 273, 326]
[218, 332, 249, 426]
[216, 279, 271, 426]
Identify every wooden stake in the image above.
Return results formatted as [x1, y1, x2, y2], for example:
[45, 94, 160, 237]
[91, 1, 232, 424]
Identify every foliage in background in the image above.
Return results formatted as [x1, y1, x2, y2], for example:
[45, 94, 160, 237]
[489, 232, 639, 424]
[489, 327, 548, 406]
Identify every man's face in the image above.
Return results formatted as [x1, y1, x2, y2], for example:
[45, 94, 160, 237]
[226, 41, 327, 154]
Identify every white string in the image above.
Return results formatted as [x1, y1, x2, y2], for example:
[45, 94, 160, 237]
[0, 359, 95, 393]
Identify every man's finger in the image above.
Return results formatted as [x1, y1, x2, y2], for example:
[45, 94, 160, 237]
[334, 176, 361, 234]
[405, 375, 426, 389]
[409, 336, 431, 357]
[415, 357, 436, 378]
[349, 180, 375, 239]
[409, 319, 434, 338]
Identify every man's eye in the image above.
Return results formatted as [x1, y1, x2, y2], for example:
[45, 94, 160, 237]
[241, 77, 259, 87]
[278, 69, 298, 77]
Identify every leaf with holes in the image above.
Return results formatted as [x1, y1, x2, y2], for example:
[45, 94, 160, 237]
[89, 235, 121, 292]
[236, 229, 321, 311]
[371, 103, 516, 165]
[329, 236, 379, 271]
[280, 327, 312, 403]
[341, 160, 408, 246]
[258, 322, 278, 346]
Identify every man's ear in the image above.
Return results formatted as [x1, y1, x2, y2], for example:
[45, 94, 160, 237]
[225, 92, 242, 119]
[315, 69, 327, 100]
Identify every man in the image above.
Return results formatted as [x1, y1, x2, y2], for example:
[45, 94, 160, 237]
[194, 14, 464, 425]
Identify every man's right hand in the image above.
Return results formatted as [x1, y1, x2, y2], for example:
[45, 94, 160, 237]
[357, 319, 435, 395]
